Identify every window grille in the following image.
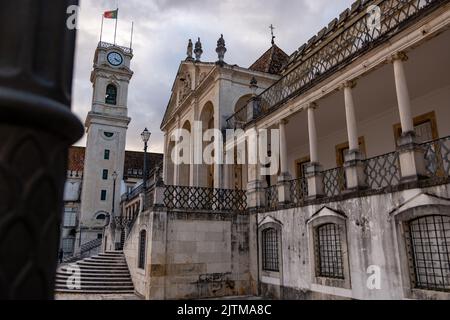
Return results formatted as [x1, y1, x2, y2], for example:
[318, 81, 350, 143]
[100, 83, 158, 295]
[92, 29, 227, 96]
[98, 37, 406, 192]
[63, 209, 77, 227]
[138, 230, 146, 269]
[316, 224, 344, 279]
[62, 238, 75, 254]
[262, 228, 279, 272]
[406, 215, 450, 292]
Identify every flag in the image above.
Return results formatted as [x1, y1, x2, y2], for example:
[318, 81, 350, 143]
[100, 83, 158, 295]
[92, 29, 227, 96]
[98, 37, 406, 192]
[104, 9, 118, 19]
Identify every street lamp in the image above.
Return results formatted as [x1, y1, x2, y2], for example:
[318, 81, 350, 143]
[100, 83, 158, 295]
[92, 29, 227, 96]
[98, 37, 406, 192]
[141, 128, 151, 191]
[112, 171, 118, 218]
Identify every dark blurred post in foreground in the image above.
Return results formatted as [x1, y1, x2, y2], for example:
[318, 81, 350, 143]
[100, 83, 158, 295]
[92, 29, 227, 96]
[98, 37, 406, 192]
[0, 1, 83, 299]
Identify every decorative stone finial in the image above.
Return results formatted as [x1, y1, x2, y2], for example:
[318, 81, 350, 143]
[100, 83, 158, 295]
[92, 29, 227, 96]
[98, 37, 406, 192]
[216, 34, 227, 66]
[186, 39, 194, 62]
[194, 37, 203, 62]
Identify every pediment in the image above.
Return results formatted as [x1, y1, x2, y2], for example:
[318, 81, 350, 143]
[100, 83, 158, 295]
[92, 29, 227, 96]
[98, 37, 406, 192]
[258, 215, 283, 227]
[306, 206, 347, 225]
[389, 192, 450, 217]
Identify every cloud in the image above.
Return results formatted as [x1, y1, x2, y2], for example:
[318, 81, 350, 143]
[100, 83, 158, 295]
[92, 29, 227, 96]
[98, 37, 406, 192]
[72, 0, 354, 153]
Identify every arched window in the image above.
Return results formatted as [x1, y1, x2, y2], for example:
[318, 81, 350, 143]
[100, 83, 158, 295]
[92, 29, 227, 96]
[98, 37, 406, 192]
[105, 84, 117, 105]
[406, 215, 450, 292]
[262, 228, 279, 272]
[315, 223, 344, 279]
[96, 214, 106, 220]
[138, 230, 146, 269]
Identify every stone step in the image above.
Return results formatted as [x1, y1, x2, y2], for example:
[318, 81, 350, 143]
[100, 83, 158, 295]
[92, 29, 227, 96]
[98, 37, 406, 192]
[81, 259, 127, 266]
[75, 264, 129, 270]
[57, 272, 131, 278]
[55, 280, 133, 287]
[56, 273, 131, 280]
[55, 289, 135, 294]
[103, 251, 124, 255]
[55, 285, 134, 291]
[89, 256, 126, 262]
[55, 252, 135, 295]
[58, 268, 131, 275]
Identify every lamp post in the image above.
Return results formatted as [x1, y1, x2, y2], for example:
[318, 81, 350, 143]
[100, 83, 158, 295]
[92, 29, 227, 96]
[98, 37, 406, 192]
[112, 171, 118, 218]
[141, 128, 152, 190]
[111, 171, 118, 250]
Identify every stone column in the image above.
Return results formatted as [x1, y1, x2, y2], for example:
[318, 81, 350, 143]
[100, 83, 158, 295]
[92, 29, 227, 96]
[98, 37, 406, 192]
[277, 119, 292, 204]
[0, 1, 83, 299]
[342, 81, 367, 191]
[391, 52, 427, 182]
[306, 103, 324, 199]
[246, 128, 266, 210]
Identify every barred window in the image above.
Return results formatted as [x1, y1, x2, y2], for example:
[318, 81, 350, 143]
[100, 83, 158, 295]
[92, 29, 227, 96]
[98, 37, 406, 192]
[316, 224, 344, 279]
[138, 230, 146, 269]
[62, 238, 75, 255]
[63, 209, 77, 228]
[262, 228, 279, 272]
[406, 215, 450, 292]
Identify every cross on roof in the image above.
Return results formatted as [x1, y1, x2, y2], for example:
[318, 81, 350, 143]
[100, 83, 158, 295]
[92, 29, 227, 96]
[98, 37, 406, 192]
[270, 24, 276, 45]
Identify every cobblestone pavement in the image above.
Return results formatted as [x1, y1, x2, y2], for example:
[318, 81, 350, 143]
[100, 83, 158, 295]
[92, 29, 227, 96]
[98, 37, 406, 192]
[55, 293, 143, 300]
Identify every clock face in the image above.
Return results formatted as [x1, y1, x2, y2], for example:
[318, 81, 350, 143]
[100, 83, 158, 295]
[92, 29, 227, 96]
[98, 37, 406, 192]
[107, 52, 123, 66]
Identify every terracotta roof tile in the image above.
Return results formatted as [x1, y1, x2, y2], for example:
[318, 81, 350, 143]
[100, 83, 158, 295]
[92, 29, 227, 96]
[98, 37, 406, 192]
[68, 146, 163, 179]
[68, 147, 85, 172]
[249, 44, 290, 75]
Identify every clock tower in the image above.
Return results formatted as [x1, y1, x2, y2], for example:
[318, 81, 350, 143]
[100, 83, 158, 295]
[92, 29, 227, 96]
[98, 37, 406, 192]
[77, 42, 134, 250]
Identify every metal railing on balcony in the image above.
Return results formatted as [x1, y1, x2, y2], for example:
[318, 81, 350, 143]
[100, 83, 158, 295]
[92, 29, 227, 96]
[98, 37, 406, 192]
[163, 186, 247, 212]
[266, 185, 279, 211]
[364, 151, 401, 190]
[226, 0, 447, 129]
[422, 136, 450, 179]
[290, 177, 308, 206]
[323, 167, 346, 198]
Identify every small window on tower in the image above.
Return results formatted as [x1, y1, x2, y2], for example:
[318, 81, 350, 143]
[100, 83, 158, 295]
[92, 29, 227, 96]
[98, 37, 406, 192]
[105, 84, 117, 105]
[102, 169, 108, 180]
[101, 190, 107, 201]
[104, 149, 110, 160]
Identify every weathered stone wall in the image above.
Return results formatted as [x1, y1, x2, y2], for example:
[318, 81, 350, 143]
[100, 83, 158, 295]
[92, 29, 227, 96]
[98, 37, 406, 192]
[124, 209, 257, 300]
[256, 183, 450, 300]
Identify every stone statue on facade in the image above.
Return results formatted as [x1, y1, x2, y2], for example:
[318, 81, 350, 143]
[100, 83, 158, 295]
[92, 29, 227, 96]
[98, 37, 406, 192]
[186, 39, 194, 62]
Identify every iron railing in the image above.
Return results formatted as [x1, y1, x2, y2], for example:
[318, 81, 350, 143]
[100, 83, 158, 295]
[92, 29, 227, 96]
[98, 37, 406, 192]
[290, 177, 308, 206]
[323, 167, 346, 198]
[62, 238, 103, 264]
[163, 186, 247, 212]
[364, 151, 401, 190]
[99, 41, 133, 54]
[266, 185, 279, 211]
[422, 136, 450, 179]
[226, 0, 447, 128]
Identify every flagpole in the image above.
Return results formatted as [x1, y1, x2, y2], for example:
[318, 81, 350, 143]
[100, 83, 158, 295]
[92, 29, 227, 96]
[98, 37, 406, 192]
[114, 8, 118, 45]
[100, 15, 104, 43]
[130, 22, 134, 50]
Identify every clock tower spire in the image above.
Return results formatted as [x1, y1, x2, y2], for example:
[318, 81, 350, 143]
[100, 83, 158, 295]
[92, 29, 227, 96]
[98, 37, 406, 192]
[77, 42, 134, 251]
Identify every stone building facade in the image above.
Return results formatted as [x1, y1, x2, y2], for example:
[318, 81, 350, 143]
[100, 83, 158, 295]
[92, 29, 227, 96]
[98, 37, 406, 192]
[117, 0, 450, 300]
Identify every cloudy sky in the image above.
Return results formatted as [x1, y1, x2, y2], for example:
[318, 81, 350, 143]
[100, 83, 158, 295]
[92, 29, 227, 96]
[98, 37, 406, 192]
[72, 0, 354, 153]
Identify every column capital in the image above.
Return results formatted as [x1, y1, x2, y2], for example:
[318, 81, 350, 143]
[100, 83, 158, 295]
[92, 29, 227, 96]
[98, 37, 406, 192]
[341, 80, 357, 90]
[306, 102, 318, 110]
[389, 51, 409, 63]
[278, 118, 289, 126]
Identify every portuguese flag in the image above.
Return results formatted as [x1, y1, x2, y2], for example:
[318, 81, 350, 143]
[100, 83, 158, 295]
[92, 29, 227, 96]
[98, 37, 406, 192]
[104, 9, 118, 19]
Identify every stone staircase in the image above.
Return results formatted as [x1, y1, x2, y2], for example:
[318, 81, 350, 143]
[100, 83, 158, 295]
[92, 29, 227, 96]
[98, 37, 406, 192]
[55, 251, 135, 294]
